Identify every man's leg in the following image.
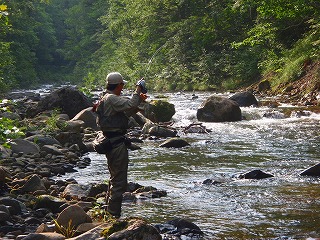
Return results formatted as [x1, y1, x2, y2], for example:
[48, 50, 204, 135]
[106, 142, 128, 217]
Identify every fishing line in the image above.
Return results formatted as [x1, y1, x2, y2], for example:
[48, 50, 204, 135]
[143, 42, 168, 78]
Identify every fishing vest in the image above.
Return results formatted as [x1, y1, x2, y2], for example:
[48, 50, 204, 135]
[96, 96, 129, 132]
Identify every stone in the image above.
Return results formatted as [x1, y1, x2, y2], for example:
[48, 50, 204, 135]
[34, 195, 67, 213]
[41, 145, 64, 155]
[159, 137, 190, 148]
[26, 86, 92, 119]
[144, 100, 176, 122]
[62, 120, 85, 133]
[0, 210, 10, 222]
[0, 145, 12, 158]
[71, 107, 99, 130]
[106, 218, 162, 240]
[229, 91, 259, 107]
[17, 232, 66, 240]
[239, 169, 274, 179]
[154, 218, 203, 238]
[148, 126, 177, 138]
[25, 135, 61, 148]
[0, 197, 24, 215]
[68, 223, 109, 240]
[0, 166, 11, 183]
[61, 184, 92, 200]
[197, 95, 242, 122]
[20, 174, 47, 193]
[300, 163, 320, 177]
[9, 139, 40, 155]
[55, 204, 92, 231]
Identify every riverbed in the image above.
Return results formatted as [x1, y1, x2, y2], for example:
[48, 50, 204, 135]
[56, 91, 320, 239]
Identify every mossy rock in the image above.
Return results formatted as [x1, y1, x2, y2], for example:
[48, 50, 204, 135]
[101, 220, 128, 238]
[149, 100, 175, 122]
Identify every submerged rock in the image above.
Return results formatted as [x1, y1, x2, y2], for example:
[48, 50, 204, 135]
[229, 91, 259, 107]
[159, 137, 190, 148]
[154, 218, 204, 239]
[239, 169, 274, 179]
[300, 163, 320, 177]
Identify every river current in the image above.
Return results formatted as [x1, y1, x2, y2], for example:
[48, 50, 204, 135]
[56, 91, 320, 239]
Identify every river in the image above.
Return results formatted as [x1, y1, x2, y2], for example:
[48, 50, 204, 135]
[56, 91, 320, 239]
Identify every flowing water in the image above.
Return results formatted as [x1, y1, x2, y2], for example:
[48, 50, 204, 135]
[56, 91, 320, 239]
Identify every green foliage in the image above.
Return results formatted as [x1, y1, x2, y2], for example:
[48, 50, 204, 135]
[272, 18, 320, 86]
[0, 117, 25, 147]
[52, 218, 76, 238]
[79, 72, 95, 97]
[43, 109, 64, 133]
[0, 99, 25, 147]
[0, 0, 319, 92]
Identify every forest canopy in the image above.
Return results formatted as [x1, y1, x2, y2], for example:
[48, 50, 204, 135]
[0, 0, 319, 92]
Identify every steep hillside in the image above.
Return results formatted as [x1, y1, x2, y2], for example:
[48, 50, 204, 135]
[249, 61, 320, 107]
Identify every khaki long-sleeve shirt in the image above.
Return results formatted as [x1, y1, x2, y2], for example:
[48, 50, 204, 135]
[97, 91, 142, 133]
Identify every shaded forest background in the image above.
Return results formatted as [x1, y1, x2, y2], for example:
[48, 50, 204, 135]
[0, 0, 319, 93]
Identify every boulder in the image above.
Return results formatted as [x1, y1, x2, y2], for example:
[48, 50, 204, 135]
[26, 86, 92, 119]
[71, 107, 99, 130]
[0, 145, 12, 158]
[41, 145, 64, 155]
[229, 91, 259, 107]
[6, 91, 41, 101]
[239, 169, 274, 179]
[0, 166, 11, 183]
[9, 139, 40, 155]
[0, 111, 21, 120]
[258, 80, 271, 92]
[103, 218, 161, 240]
[159, 138, 190, 148]
[34, 195, 67, 213]
[143, 100, 175, 122]
[197, 96, 242, 122]
[148, 126, 177, 138]
[55, 204, 92, 232]
[154, 218, 203, 239]
[0, 197, 24, 215]
[20, 174, 47, 193]
[61, 184, 93, 200]
[60, 120, 85, 133]
[25, 135, 61, 148]
[18, 232, 66, 240]
[68, 223, 109, 240]
[54, 132, 85, 150]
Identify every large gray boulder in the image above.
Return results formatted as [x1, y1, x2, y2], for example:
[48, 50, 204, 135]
[229, 91, 258, 107]
[197, 96, 242, 122]
[27, 86, 92, 119]
[71, 107, 99, 130]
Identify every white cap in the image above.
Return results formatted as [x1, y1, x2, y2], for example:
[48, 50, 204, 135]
[106, 72, 127, 85]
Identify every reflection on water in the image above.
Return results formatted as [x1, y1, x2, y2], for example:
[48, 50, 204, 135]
[57, 92, 320, 239]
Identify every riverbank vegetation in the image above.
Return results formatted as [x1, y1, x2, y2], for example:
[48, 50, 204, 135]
[0, 0, 319, 93]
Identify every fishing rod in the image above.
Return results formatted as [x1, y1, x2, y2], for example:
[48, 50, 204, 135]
[136, 38, 173, 93]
